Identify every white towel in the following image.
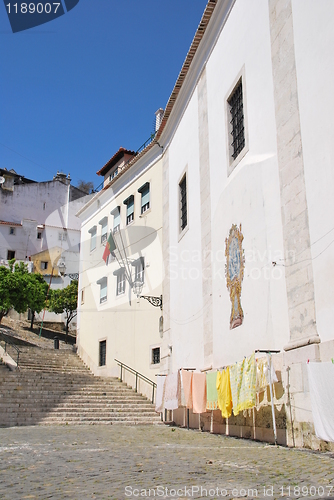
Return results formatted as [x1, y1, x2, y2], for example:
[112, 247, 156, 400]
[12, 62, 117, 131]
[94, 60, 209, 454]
[155, 376, 166, 413]
[307, 362, 334, 443]
[164, 371, 181, 410]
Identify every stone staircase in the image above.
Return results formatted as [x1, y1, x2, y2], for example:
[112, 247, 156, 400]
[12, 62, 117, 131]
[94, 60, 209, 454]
[0, 345, 161, 426]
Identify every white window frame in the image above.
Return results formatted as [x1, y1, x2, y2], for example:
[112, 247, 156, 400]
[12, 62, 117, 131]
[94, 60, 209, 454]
[97, 277, 108, 304]
[225, 66, 249, 176]
[132, 257, 145, 284]
[111, 206, 121, 234]
[89, 226, 97, 252]
[124, 195, 134, 226]
[99, 216, 108, 244]
[138, 182, 150, 215]
[115, 268, 126, 296]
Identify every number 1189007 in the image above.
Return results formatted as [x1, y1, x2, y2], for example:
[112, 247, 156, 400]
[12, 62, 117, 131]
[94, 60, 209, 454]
[6, 3, 61, 14]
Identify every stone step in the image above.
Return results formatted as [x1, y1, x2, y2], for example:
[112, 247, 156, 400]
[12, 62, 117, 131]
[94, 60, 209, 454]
[0, 342, 159, 427]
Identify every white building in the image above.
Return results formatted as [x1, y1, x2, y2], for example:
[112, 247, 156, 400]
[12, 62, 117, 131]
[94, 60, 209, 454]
[0, 169, 90, 324]
[153, 0, 334, 449]
[76, 139, 164, 393]
[77, 0, 334, 449]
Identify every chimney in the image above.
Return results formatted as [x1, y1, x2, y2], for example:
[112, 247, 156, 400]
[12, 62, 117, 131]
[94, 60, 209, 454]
[155, 108, 164, 132]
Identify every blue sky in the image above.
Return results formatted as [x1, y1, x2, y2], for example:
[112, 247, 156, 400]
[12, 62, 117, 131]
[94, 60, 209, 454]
[0, 0, 207, 189]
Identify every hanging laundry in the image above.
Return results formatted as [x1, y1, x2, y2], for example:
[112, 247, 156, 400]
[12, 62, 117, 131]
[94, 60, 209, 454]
[216, 367, 233, 418]
[256, 357, 267, 391]
[307, 362, 334, 443]
[256, 356, 278, 392]
[164, 371, 181, 410]
[181, 369, 193, 409]
[230, 353, 256, 416]
[192, 372, 207, 414]
[206, 371, 219, 410]
[155, 376, 166, 413]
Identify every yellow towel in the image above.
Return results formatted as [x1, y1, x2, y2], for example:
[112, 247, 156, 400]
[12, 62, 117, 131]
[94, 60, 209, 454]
[216, 368, 233, 418]
[230, 353, 256, 416]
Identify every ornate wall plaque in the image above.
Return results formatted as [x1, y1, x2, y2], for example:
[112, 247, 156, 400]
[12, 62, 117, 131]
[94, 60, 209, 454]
[225, 224, 245, 329]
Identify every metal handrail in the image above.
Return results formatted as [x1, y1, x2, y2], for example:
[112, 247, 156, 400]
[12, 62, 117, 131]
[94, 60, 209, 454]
[114, 358, 157, 404]
[0, 332, 20, 367]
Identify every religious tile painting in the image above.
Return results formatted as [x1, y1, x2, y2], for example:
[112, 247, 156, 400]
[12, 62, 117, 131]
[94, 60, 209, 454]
[225, 224, 245, 329]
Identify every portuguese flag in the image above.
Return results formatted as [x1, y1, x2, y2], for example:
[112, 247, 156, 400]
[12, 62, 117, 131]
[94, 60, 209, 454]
[102, 232, 116, 263]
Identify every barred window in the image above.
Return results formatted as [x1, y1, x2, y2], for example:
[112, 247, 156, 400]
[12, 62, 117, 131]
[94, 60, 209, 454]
[179, 175, 187, 231]
[228, 79, 245, 161]
[99, 340, 106, 366]
[152, 347, 160, 365]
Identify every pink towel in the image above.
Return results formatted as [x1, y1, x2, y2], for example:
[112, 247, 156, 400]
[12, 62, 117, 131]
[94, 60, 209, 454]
[192, 372, 207, 414]
[181, 370, 193, 409]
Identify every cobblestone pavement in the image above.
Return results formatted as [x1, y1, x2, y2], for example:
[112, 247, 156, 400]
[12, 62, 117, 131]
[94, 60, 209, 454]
[0, 426, 333, 500]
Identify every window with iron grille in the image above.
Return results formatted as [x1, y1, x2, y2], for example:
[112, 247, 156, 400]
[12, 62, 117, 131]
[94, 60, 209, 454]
[116, 269, 126, 296]
[152, 347, 160, 365]
[228, 79, 245, 161]
[99, 340, 106, 366]
[179, 175, 187, 231]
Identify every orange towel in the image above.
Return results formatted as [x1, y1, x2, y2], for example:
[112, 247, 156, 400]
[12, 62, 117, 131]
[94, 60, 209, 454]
[192, 372, 207, 414]
[181, 369, 193, 409]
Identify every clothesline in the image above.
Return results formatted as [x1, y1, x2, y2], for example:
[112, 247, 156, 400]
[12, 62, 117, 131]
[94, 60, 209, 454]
[155, 351, 280, 443]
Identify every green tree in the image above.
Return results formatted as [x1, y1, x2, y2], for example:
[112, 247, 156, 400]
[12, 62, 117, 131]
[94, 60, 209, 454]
[0, 265, 14, 324]
[26, 273, 49, 330]
[48, 280, 78, 339]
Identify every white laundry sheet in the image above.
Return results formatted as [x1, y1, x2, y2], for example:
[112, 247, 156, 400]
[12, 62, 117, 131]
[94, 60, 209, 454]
[307, 362, 334, 443]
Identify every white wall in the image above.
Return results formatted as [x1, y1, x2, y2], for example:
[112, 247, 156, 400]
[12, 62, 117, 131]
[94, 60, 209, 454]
[292, 0, 334, 342]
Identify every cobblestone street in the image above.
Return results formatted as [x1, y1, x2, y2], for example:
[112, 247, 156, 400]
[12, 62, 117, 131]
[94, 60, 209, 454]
[0, 425, 333, 500]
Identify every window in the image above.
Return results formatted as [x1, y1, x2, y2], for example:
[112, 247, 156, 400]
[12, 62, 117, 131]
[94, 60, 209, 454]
[111, 207, 120, 234]
[43, 202, 46, 210]
[138, 182, 150, 214]
[109, 168, 118, 182]
[37, 232, 42, 240]
[7, 250, 15, 260]
[133, 257, 144, 283]
[58, 231, 67, 241]
[97, 277, 108, 304]
[152, 347, 160, 365]
[9, 227, 15, 235]
[89, 226, 97, 252]
[99, 217, 108, 243]
[41, 261, 48, 270]
[124, 195, 134, 225]
[115, 268, 126, 296]
[81, 289, 84, 304]
[179, 175, 187, 231]
[99, 340, 106, 366]
[227, 78, 245, 162]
